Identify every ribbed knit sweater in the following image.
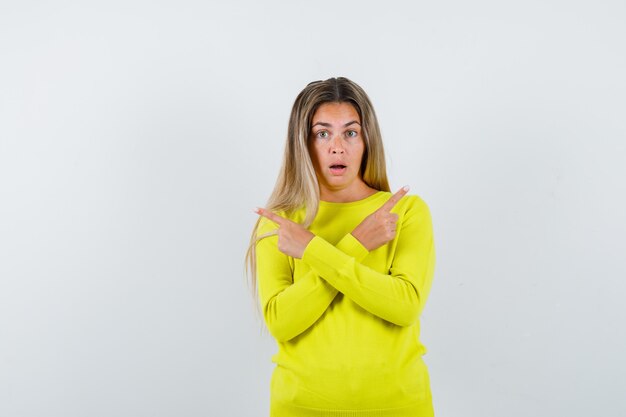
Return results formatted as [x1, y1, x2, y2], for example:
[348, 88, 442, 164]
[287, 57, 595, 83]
[256, 191, 436, 416]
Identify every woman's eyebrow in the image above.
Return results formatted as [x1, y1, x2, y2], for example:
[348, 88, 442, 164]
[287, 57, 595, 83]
[312, 121, 361, 128]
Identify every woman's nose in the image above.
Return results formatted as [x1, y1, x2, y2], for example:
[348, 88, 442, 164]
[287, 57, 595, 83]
[329, 136, 345, 153]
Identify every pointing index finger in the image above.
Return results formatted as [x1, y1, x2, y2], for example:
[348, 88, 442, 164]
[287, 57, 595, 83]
[254, 207, 287, 226]
[379, 185, 410, 212]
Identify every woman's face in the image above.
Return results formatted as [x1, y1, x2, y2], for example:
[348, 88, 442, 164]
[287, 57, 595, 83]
[308, 102, 366, 196]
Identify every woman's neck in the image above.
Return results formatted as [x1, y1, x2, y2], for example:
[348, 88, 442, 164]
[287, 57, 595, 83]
[319, 182, 378, 203]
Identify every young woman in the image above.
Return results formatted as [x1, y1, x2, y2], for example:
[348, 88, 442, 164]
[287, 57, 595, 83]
[245, 77, 436, 416]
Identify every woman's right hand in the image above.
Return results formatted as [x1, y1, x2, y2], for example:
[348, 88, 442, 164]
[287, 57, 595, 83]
[350, 186, 410, 252]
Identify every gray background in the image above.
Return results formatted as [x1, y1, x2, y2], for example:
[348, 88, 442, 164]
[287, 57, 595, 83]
[1, 1, 625, 416]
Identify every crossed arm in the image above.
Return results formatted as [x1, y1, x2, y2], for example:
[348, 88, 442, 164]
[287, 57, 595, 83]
[255, 198, 435, 343]
[256, 230, 371, 342]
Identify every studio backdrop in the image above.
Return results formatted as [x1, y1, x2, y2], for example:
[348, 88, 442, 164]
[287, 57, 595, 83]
[1, 1, 625, 416]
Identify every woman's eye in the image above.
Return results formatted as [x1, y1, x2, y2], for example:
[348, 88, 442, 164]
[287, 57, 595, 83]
[317, 131, 329, 138]
[347, 130, 358, 138]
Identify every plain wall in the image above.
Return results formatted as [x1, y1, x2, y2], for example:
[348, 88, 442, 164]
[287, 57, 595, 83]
[1, 1, 625, 416]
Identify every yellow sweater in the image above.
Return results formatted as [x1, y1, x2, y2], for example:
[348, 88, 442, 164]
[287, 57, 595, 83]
[256, 191, 436, 416]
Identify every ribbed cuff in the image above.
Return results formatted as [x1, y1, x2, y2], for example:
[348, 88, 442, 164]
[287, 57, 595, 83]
[302, 236, 336, 272]
[301, 236, 346, 279]
[335, 233, 370, 262]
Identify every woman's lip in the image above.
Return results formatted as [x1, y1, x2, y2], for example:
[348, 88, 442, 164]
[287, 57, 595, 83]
[329, 166, 347, 175]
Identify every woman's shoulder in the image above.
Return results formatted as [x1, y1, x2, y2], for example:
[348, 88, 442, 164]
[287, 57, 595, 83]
[390, 192, 433, 225]
[406, 193, 430, 207]
[388, 190, 431, 211]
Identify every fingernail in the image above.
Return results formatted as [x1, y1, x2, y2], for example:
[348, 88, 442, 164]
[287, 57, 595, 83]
[403, 185, 410, 191]
[253, 207, 260, 213]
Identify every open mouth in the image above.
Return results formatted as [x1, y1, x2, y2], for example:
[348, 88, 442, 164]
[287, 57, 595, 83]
[329, 165, 347, 175]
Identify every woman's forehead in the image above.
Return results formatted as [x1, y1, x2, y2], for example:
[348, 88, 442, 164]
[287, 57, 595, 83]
[311, 102, 360, 125]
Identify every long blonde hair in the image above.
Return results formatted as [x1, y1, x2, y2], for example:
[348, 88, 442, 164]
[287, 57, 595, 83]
[244, 77, 391, 320]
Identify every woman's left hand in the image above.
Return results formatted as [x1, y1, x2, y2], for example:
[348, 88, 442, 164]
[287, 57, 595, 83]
[254, 207, 315, 259]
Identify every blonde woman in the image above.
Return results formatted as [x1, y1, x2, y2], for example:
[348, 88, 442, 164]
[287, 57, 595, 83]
[245, 77, 436, 416]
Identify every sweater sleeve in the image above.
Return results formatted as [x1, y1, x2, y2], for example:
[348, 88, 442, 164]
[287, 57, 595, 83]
[256, 218, 371, 342]
[300, 197, 436, 327]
